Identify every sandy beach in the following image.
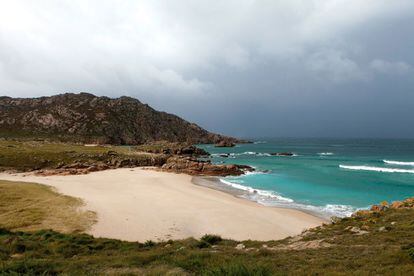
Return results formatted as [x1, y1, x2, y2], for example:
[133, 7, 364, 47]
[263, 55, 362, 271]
[0, 168, 324, 242]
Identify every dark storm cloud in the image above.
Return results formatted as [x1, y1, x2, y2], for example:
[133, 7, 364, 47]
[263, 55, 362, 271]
[1, 1, 413, 138]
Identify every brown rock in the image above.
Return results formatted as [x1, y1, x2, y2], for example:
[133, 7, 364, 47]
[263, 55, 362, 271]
[214, 140, 235, 147]
[380, 201, 389, 207]
[270, 152, 294, 156]
[352, 210, 372, 217]
[161, 156, 253, 176]
[391, 201, 404, 209]
[0, 93, 244, 145]
[370, 204, 387, 212]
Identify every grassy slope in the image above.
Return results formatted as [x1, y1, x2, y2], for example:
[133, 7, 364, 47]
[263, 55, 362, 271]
[1, 196, 414, 274]
[0, 140, 165, 171]
[0, 180, 96, 233]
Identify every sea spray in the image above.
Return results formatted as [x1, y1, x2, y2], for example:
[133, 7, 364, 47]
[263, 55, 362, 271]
[339, 165, 414, 174]
[220, 178, 356, 218]
[383, 160, 414, 166]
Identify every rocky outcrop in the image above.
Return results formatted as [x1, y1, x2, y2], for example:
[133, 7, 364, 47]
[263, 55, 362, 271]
[0, 93, 243, 145]
[136, 142, 209, 156]
[160, 156, 254, 176]
[352, 198, 414, 218]
[270, 152, 294, 156]
[35, 152, 168, 176]
[214, 140, 235, 147]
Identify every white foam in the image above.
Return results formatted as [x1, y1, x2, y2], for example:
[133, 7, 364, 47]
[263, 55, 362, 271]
[272, 153, 299, 157]
[253, 141, 267, 144]
[219, 178, 357, 218]
[257, 153, 271, 157]
[320, 204, 356, 217]
[281, 203, 356, 218]
[213, 152, 271, 157]
[219, 179, 293, 202]
[318, 152, 334, 156]
[383, 160, 414, 166]
[339, 165, 414, 174]
[244, 170, 265, 176]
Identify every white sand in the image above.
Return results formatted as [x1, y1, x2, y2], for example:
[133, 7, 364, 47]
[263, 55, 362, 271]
[0, 168, 324, 242]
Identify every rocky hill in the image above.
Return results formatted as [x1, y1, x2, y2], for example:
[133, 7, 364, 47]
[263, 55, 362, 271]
[0, 93, 240, 145]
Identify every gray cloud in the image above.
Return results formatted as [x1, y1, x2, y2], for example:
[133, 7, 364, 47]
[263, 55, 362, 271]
[1, 0, 414, 138]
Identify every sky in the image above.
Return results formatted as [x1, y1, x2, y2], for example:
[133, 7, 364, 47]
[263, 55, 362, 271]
[1, 0, 414, 138]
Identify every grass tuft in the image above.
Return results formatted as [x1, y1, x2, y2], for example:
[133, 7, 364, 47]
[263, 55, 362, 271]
[0, 180, 96, 233]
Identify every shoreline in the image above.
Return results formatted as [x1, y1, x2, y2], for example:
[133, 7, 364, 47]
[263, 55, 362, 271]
[192, 176, 330, 220]
[0, 168, 325, 242]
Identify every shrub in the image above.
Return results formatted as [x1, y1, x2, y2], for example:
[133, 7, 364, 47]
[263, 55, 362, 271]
[200, 234, 222, 245]
[203, 263, 270, 276]
[196, 240, 211, 249]
[144, 240, 155, 247]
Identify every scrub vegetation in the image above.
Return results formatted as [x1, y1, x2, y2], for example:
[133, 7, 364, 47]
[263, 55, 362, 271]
[1, 189, 414, 274]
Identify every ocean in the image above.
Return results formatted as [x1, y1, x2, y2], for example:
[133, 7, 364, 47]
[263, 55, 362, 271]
[198, 138, 414, 218]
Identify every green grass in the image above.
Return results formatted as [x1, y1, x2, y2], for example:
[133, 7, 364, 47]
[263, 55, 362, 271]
[0, 180, 96, 233]
[0, 140, 166, 172]
[134, 141, 188, 153]
[1, 207, 414, 274]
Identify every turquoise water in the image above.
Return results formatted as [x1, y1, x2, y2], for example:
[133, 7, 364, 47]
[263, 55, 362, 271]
[198, 139, 414, 217]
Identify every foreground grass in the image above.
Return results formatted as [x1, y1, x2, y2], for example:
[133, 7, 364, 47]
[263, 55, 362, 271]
[1, 206, 414, 274]
[0, 140, 165, 172]
[0, 180, 96, 233]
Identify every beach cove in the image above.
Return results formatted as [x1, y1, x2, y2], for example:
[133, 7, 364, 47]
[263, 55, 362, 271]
[0, 168, 324, 242]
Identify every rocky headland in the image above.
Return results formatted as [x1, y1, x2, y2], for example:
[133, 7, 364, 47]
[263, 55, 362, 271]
[0, 93, 246, 145]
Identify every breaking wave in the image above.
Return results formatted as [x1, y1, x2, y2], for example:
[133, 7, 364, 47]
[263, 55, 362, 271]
[318, 152, 334, 156]
[211, 151, 271, 158]
[383, 160, 414, 166]
[339, 165, 414, 174]
[219, 179, 293, 202]
[219, 178, 356, 218]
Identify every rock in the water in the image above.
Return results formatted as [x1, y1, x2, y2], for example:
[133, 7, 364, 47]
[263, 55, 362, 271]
[270, 152, 294, 156]
[215, 140, 235, 147]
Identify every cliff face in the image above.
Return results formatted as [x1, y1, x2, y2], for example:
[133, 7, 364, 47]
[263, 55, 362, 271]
[0, 93, 239, 145]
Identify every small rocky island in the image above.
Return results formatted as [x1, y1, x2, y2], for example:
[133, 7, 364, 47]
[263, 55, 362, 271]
[214, 140, 236, 147]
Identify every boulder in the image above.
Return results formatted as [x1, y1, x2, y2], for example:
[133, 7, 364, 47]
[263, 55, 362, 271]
[161, 156, 253, 176]
[370, 204, 387, 212]
[235, 243, 245, 250]
[214, 140, 235, 147]
[352, 210, 372, 218]
[270, 152, 294, 156]
[391, 201, 404, 209]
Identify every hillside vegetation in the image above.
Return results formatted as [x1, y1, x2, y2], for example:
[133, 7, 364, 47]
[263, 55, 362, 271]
[1, 195, 414, 274]
[0, 93, 240, 145]
[0, 140, 166, 172]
